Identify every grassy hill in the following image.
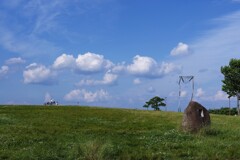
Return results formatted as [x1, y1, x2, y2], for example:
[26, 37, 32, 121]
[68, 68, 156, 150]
[1, 105, 240, 159]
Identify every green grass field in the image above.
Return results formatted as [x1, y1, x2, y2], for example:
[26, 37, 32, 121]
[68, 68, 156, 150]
[1, 105, 240, 160]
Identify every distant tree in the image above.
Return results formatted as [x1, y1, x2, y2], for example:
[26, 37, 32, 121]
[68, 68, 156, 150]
[221, 58, 240, 115]
[143, 104, 149, 110]
[143, 96, 166, 111]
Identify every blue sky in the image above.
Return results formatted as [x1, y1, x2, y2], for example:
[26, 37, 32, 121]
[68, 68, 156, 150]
[1, 0, 240, 111]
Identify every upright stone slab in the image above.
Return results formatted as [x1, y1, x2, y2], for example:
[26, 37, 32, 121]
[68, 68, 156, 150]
[182, 101, 211, 132]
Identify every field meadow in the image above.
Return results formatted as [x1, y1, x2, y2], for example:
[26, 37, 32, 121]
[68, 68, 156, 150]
[1, 105, 240, 160]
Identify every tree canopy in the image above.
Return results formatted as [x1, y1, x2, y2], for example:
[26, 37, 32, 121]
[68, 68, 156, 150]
[221, 58, 240, 115]
[221, 58, 240, 98]
[143, 96, 166, 111]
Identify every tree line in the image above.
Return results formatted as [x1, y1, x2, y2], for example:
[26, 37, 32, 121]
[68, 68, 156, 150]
[208, 107, 238, 116]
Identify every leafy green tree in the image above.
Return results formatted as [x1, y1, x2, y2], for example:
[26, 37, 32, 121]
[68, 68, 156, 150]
[143, 96, 166, 111]
[221, 58, 240, 115]
[143, 104, 149, 110]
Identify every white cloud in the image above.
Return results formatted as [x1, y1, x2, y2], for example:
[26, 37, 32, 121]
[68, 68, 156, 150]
[127, 55, 157, 75]
[232, 0, 240, 3]
[0, 65, 9, 77]
[180, 90, 187, 97]
[111, 62, 126, 73]
[5, 57, 25, 65]
[214, 90, 228, 101]
[196, 88, 205, 97]
[76, 79, 95, 86]
[23, 63, 55, 84]
[44, 92, 52, 102]
[127, 55, 181, 78]
[22, 0, 66, 34]
[101, 72, 118, 85]
[147, 86, 156, 93]
[187, 10, 240, 70]
[75, 52, 113, 73]
[159, 62, 181, 74]
[64, 89, 109, 102]
[170, 42, 191, 56]
[52, 52, 114, 74]
[53, 53, 75, 69]
[76, 72, 118, 86]
[0, 27, 60, 57]
[133, 78, 141, 84]
[0, 0, 64, 57]
[200, 90, 228, 101]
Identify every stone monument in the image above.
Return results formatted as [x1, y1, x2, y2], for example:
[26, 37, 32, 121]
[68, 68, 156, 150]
[182, 101, 211, 132]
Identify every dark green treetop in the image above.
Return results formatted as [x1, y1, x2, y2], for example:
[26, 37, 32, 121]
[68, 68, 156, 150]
[143, 96, 166, 111]
[221, 58, 240, 98]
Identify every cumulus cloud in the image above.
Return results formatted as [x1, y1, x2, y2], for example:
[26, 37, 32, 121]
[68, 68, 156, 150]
[214, 90, 228, 101]
[111, 62, 126, 73]
[52, 52, 115, 74]
[75, 52, 113, 73]
[159, 62, 181, 74]
[5, 57, 25, 65]
[127, 55, 157, 75]
[180, 90, 187, 97]
[196, 88, 205, 98]
[53, 53, 75, 69]
[23, 63, 56, 84]
[44, 92, 52, 102]
[200, 90, 228, 101]
[170, 42, 191, 56]
[76, 72, 118, 86]
[127, 55, 181, 78]
[64, 89, 109, 102]
[100, 72, 118, 85]
[51, 53, 181, 83]
[0, 65, 9, 77]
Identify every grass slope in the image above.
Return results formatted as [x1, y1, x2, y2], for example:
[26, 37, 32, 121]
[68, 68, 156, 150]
[1, 105, 240, 159]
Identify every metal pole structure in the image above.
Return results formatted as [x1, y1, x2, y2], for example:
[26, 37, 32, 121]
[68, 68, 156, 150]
[191, 77, 194, 101]
[238, 98, 239, 116]
[238, 94, 240, 116]
[178, 76, 194, 112]
[229, 97, 231, 116]
[165, 97, 167, 111]
[178, 78, 181, 112]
